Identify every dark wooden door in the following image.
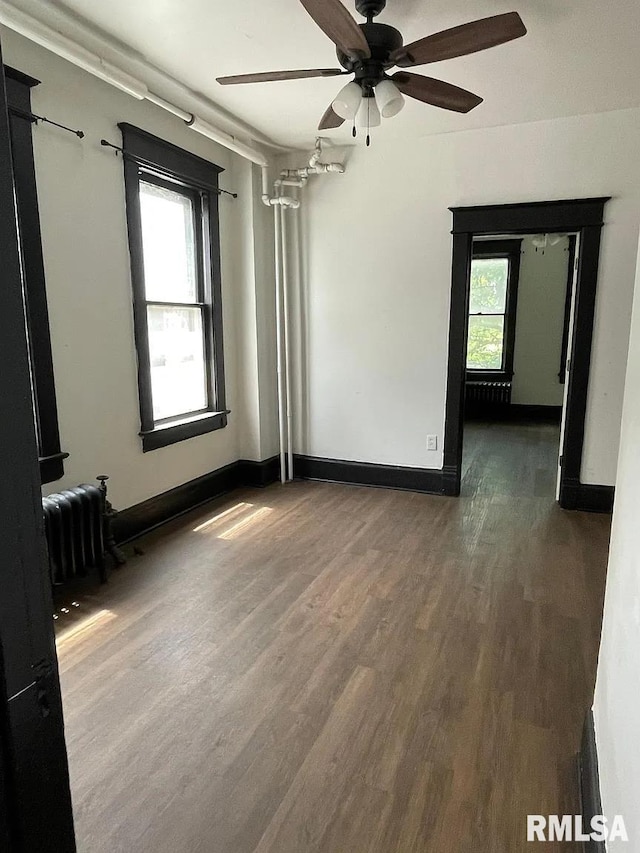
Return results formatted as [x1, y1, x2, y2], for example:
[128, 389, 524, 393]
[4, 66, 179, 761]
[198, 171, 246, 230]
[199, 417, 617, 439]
[0, 693, 12, 849]
[0, 38, 76, 852]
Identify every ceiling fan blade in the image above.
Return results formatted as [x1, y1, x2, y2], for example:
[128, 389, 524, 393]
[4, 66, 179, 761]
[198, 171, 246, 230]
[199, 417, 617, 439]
[391, 12, 527, 67]
[318, 104, 345, 130]
[299, 0, 371, 60]
[392, 72, 483, 113]
[217, 68, 345, 85]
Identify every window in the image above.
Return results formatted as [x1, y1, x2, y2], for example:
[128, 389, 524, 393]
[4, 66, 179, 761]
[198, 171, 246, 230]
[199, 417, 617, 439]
[466, 240, 521, 380]
[467, 257, 509, 370]
[120, 124, 227, 451]
[5, 66, 67, 484]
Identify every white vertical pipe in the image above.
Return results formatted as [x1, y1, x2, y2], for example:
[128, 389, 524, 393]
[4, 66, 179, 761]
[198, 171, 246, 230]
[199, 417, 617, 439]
[281, 205, 294, 482]
[274, 194, 287, 484]
[292, 199, 303, 480]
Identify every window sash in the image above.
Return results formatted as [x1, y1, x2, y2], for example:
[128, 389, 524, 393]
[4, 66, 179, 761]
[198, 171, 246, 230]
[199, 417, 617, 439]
[468, 256, 509, 315]
[138, 171, 215, 424]
[146, 303, 210, 423]
[466, 314, 507, 372]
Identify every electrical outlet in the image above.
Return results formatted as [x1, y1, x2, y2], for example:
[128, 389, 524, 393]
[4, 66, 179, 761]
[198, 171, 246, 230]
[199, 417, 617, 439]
[427, 435, 438, 451]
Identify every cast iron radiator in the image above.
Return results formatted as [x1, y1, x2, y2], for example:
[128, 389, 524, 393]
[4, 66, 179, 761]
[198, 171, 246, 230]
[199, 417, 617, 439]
[465, 381, 512, 417]
[42, 476, 125, 587]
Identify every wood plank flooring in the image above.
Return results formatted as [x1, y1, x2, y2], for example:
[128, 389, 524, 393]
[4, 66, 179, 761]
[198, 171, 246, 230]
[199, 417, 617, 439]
[55, 421, 610, 852]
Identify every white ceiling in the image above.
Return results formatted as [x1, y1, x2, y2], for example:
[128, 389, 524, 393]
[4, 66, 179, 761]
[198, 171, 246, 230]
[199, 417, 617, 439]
[13, 0, 640, 148]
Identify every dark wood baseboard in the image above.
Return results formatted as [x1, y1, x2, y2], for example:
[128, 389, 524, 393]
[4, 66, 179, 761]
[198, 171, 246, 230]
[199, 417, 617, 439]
[441, 464, 460, 497]
[114, 456, 281, 544]
[238, 456, 280, 488]
[294, 454, 445, 495]
[560, 478, 615, 513]
[466, 404, 562, 423]
[508, 404, 562, 423]
[579, 710, 606, 853]
[114, 452, 447, 545]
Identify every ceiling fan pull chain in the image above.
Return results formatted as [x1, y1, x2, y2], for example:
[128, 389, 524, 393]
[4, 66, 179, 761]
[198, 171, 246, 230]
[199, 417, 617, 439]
[366, 96, 371, 147]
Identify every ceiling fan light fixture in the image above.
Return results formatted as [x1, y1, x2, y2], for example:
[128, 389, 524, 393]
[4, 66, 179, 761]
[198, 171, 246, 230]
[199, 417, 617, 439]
[356, 93, 381, 128]
[332, 81, 362, 120]
[375, 79, 405, 118]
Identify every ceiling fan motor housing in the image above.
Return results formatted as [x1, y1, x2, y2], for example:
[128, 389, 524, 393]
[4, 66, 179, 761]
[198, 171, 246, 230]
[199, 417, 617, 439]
[355, 0, 387, 19]
[337, 22, 403, 89]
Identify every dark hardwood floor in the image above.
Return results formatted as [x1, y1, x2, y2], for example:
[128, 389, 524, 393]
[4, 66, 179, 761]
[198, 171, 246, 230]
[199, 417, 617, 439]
[55, 422, 610, 852]
[462, 418, 562, 499]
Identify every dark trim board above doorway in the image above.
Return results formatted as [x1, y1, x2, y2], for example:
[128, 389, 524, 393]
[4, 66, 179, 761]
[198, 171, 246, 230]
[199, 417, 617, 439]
[450, 198, 608, 234]
[444, 197, 611, 510]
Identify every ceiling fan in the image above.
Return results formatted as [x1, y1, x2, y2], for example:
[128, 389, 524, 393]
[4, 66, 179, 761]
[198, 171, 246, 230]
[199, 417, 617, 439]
[216, 0, 527, 141]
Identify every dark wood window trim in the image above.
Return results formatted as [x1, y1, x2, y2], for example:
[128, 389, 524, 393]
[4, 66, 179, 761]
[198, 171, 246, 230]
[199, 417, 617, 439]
[466, 238, 522, 383]
[444, 198, 610, 508]
[5, 65, 67, 484]
[119, 124, 227, 452]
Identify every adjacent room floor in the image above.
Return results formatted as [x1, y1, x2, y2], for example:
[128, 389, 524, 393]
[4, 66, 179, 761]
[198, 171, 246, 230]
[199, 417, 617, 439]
[55, 422, 610, 853]
[462, 418, 562, 499]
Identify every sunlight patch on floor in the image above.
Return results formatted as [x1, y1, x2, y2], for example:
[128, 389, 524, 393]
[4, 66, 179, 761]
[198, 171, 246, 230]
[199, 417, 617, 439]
[55, 608, 117, 651]
[192, 501, 253, 532]
[193, 501, 274, 539]
[218, 506, 273, 540]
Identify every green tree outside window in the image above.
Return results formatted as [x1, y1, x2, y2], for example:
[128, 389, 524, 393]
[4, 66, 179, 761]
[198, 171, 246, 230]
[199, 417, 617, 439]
[467, 258, 509, 370]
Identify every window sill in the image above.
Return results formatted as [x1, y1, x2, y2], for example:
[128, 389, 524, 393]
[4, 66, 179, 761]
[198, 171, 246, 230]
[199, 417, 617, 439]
[140, 410, 229, 452]
[40, 451, 69, 485]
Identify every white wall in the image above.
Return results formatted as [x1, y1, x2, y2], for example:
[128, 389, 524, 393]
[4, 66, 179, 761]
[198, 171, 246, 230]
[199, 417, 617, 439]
[294, 110, 640, 485]
[511, 236, 570, 407]
[593, 239, 640, 848]
[5, 26, 639, 502]
[2, 28, 274, 510]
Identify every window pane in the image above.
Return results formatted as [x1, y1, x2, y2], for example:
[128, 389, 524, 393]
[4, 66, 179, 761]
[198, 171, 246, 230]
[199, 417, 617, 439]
[469, 258, 509, 314]
[139, 181, 198, 302]
[147, 306, 207, 421]
[467, 315, 505, 370]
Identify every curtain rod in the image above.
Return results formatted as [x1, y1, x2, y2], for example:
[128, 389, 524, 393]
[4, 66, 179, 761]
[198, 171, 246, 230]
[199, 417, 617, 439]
[9, 105, 84, 138]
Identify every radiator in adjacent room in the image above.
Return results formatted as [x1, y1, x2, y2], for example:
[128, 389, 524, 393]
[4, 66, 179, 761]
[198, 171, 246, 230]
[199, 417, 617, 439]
[465, 381, 512, 417]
